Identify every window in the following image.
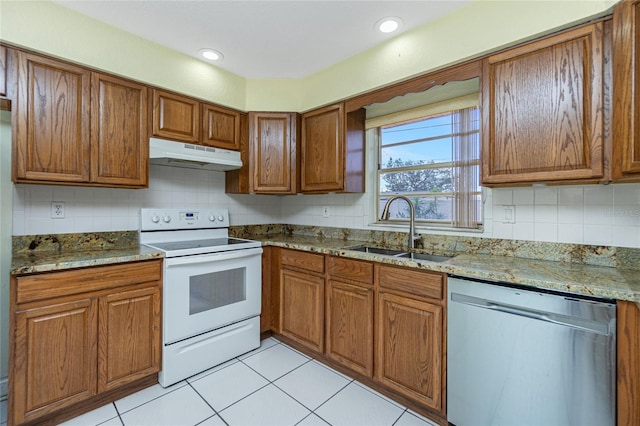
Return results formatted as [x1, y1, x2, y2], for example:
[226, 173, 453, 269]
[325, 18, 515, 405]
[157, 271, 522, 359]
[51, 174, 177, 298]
[376, 105, 481, 229]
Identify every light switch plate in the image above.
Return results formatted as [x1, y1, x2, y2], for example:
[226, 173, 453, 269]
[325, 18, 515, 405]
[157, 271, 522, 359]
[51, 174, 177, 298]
[502, 205, 515, 224]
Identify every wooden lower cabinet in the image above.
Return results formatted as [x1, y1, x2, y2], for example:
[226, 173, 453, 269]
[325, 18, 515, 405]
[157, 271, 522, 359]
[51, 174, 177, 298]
[375, 291, 444, 411]
[617, 300, 640, 426]
[280, 267, 324, 353]
[98, 286, 161, 393]
[325, 279, 373, 376]
[9, 260, 162, 426]
[13, 298, 98, 424]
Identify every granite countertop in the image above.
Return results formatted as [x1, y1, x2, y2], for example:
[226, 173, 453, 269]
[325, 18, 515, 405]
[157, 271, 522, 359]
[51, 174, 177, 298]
[249, 234, 640, 303]
[10, 232, 164, 275]
[11, 229, 640, 303]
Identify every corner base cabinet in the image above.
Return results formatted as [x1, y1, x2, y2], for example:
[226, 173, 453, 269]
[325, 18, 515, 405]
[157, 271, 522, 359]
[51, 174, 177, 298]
[8, 260, 162, 426]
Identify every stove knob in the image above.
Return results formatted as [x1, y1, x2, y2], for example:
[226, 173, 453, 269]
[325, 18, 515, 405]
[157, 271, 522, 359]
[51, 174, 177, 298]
[151, 215, 160, 223]
[163, 216, 171, 223]
[217, 215, 224, 222]
[209, 215, 216, 222]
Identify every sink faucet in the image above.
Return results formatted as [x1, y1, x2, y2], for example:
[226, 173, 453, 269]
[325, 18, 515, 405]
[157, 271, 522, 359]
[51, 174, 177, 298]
[380, 195, 420, 249]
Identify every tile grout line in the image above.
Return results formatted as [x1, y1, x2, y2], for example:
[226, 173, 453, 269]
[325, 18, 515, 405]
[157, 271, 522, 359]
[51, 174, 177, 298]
[112, 381, 189, 417]
[308, 377, 355, 424]
[111, 401, 124, 426]
[187, 381, 229, 426]
[390, 408, 409, 426]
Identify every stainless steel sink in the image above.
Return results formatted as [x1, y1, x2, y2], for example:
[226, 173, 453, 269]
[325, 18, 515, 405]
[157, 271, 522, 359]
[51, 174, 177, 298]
[345, 245, 453, 262]
[395, 252, 453, 262]
[347, 245, 407, 256]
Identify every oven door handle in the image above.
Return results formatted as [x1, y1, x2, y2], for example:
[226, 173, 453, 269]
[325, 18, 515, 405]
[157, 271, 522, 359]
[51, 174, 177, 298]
[164, 247, 263, 267]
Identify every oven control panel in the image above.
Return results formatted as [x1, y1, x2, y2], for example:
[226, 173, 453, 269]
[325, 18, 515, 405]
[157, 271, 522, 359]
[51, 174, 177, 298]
[140, 208, 229, 231]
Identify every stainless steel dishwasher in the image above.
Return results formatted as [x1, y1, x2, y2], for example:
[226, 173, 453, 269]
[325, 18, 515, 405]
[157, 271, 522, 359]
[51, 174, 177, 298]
[447, 276, 616, 426]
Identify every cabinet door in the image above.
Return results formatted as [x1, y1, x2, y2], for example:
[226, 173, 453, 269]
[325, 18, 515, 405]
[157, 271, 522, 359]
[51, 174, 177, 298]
[326, 280, 373, 376]
[151, 89, 200, 143]
[0, 45, 7, 97]
[613, 0, 640, 178]
[617, 300, 640, 425]
[202, 103, 240, 150]
[98, 286, 161, 393]
[375, 292, 443, 411]
[12, 298, 98, 425]
[250, 112, 297, 193]
[91, 73, 148, 187]
[482, 23, 605, 185]
[13, 51, 91, 183]
[280, 268, 324, 353]
[301, 103, 344, 192]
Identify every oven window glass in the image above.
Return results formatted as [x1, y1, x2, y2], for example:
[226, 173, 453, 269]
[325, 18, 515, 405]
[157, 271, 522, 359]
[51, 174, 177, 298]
[189, 268, 246, 315]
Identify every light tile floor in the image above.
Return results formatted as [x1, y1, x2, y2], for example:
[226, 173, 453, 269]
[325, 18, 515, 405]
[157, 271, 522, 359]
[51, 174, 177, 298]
[1, 338, 439, 426]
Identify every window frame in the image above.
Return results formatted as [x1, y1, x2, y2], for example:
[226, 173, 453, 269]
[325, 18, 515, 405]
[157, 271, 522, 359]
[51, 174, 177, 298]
[374, 108, 483, 230]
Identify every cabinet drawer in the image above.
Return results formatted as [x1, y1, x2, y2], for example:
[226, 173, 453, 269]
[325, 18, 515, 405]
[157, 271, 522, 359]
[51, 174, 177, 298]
[378, 265, 444, 300]
[16, 260, 162, 304]
[328, 256, 373, 285]
[280, 249, 324, 274]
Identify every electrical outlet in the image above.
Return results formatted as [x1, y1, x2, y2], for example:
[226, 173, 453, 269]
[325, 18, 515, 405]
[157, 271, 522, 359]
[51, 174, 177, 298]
[51, 201, 65, 219]
[322, 206, 330, 218]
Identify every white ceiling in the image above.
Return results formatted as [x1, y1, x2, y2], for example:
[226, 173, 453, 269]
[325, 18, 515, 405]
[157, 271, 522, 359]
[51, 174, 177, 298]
[53, 0, 471, 79]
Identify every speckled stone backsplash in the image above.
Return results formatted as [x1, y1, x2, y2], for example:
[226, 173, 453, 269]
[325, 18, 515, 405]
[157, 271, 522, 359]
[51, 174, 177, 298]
[13, 231, 139, 254]
[231, 224, 640, 271]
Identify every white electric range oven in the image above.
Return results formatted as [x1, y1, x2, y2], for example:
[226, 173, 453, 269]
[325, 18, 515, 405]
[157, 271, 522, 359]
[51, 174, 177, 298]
[140, 208, 262, 387]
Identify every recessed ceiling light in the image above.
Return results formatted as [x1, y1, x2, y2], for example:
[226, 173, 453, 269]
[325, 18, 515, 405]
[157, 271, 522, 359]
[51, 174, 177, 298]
[376, 17, 403, 34]
[199, 49, 223, 61]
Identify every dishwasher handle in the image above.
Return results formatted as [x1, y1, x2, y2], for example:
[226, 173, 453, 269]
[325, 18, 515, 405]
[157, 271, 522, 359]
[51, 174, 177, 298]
[450, 292, 612, 335]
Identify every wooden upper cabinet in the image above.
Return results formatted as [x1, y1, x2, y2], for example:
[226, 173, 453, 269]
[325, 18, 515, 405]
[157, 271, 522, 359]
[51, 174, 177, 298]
[0, 45, 7, 98]
[301, 103, 365, 193]
[301, 103, 344, 192]
[151, 89, 200, 143]
[613, 0, 640, 180]
[91, 73, 148, 187]
[482, 22, 605, 185]
[13, 51, 91, 184]
[202, 103, 240, 150]
[251, 112, 299, 193]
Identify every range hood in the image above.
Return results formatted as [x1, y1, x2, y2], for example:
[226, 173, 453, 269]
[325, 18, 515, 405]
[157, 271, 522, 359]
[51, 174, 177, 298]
[149, 137, 242, 171]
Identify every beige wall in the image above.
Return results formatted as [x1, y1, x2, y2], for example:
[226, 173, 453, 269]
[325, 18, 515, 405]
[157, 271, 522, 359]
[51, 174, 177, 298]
[0, 0, 246, 110]
[296, 0, 617, 111]
[0, 0, 618, 112]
